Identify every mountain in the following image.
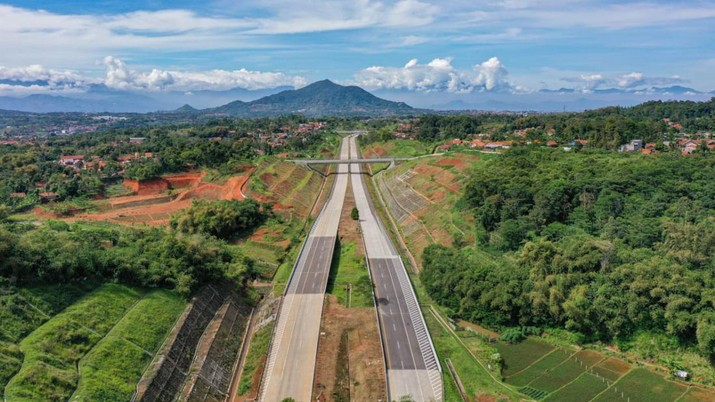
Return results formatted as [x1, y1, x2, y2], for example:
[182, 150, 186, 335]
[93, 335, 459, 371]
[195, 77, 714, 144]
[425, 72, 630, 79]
[208, 79, 418, 117]
[171, 104, 199, 113]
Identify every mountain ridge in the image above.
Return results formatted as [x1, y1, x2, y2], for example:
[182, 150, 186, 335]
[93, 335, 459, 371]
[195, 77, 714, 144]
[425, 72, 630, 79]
[207, 79, 419, 117]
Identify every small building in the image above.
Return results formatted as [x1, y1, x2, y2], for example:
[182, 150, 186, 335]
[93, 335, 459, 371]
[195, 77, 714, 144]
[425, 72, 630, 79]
[59, 155, 85, 166]
[675, 370, 690, 380]
[470, 140, 486, 149]
[129, 137, 146, 144]
[619, 140, 644, 152]
[39, 192, 59, 203]
[546, 141, 558, 147]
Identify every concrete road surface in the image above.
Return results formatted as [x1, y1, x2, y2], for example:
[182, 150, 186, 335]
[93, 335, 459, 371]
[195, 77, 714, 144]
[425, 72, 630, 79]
[349, 136, 443, 402]
[259, 137, 350, 402]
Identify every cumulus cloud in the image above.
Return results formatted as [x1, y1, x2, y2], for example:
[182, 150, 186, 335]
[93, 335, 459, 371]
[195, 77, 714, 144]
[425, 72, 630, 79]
[0, 65, 93, 94]
[353, 57, 514, 93]
[0, 58, 306, 95]
[563, 72, 686, 90]
[102, 56, 307, 91]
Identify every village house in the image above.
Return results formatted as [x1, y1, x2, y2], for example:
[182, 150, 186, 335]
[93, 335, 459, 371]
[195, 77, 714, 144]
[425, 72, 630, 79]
[484, 141, 513, 151]
[59, 155, 85, 167]
[129, 137, 146, 144]
[470, 139, 486, 149]
[619, 140, 644, 152]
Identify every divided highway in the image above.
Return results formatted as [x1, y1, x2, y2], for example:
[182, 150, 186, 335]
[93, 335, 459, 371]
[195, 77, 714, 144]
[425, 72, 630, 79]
[259, 137, 350, 402]
[349, 136, 443, 401]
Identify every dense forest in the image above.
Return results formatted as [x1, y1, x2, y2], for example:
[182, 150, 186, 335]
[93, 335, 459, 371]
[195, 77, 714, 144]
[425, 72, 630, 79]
[421, 148, 715, 359]
[0, 219, 256, 295]
[416, 98, 715, 148]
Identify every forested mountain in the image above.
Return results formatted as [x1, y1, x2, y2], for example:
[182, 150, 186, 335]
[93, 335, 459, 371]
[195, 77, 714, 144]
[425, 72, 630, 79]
[208, 79, 419, 117]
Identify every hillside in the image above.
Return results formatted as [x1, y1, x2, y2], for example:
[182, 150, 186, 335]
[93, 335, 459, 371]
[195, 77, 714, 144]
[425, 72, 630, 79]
[209, 79, 419, 117]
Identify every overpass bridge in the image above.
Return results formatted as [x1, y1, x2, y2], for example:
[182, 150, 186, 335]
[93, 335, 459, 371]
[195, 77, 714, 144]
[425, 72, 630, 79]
[290, 158, 410, 176]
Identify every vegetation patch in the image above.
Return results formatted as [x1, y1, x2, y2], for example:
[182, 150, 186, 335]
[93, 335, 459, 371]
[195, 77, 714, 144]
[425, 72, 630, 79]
[543, 372, 608, 402]
[496, 337, 556, 377]
[238, 322, 274, 396]
[4, 284, 141, 402]
[71, 290, 185, 401]
[591, 368, 688, 402]
[506, 348, 573, 387]
[423, 309, 521, 401]
[327, 240, 373, 308]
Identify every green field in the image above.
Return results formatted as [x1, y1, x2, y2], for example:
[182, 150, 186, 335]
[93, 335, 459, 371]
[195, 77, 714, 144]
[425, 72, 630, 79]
[0, 283, 93, 390]
[496, 337, 556, 377]
[71, 290, 185, 401]
[530, 355, 595, 393]
[4, 284, 141, 401]
[591, 368, 689, 402]
[238, 322, 274, 396]
[505, 348, 573, 387]
[327, 241, 373, 308]
[544, 373, 608, 402]
[424, 309, 521, 401]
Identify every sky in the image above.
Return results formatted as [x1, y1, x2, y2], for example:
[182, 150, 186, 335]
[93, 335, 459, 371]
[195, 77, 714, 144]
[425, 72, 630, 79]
[0, 0, 714, 108]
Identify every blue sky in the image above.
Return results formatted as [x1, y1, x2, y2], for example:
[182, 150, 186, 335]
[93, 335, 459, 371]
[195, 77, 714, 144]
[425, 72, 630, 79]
[0, 0, 714, 107]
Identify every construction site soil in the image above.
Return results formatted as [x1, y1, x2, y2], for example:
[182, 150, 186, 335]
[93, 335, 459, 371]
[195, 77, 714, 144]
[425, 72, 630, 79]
[68, 171, 251, 226]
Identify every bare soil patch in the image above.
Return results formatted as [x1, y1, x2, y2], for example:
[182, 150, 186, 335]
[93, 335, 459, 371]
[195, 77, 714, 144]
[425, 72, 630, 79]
[66, 170, 251, 226]
[313, 295, 386, 402]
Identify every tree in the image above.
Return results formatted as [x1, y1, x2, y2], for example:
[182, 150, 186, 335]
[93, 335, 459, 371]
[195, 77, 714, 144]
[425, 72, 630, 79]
[351, 207, 359, 220]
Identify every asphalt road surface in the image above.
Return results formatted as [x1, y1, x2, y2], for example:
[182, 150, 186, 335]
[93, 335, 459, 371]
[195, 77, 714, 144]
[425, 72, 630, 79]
[259, 137, 350, 402]
[349, 136, 443, 402]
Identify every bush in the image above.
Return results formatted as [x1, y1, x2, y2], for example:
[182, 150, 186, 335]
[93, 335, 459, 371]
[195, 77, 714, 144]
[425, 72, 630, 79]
[171, 199, 270, 240]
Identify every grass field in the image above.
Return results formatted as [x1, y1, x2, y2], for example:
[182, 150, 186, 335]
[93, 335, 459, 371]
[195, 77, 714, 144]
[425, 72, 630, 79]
[361, 139, 433, 158]
[424, 309, 521, 401]
[544, 373, 608, 402]
[326, 241, 373, 308]
[505, 348, 574, 387]
[71, 290, 185, 401]
[529, 353, 598, 392]
[0, 283, 94, 390]
[591, 357, 631, 381]
[237, 322, 274, 396]
[4, 284, 141, 401]
[592, 368, 689, 402]
[496, 337, 556, 377]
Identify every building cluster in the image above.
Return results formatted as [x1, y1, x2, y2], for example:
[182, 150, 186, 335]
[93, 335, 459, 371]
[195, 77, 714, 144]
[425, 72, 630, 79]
[435, 131, 589, 153]
[620, 137, 715, 155]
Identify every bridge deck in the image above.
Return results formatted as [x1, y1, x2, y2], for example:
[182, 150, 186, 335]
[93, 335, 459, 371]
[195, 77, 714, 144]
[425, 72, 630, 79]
[291, 158, 409, 164]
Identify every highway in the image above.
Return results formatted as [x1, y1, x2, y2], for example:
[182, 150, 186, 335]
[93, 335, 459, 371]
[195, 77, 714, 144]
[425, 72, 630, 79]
[259, 136, 350, 402]
[349, 135, 443, 402]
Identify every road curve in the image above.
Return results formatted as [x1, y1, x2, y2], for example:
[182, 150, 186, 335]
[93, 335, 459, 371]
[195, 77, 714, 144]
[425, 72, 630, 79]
[349, 135, 443, 402]
[259, 137, 350, 402]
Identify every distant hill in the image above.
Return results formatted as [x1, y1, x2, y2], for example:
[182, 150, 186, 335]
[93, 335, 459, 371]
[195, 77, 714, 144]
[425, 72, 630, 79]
[208, 79, 419, 117]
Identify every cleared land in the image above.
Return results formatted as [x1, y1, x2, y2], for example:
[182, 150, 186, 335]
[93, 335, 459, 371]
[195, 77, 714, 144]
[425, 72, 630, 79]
[73, 171, 251, 226]
[4, 284, 141, 401]
[70, 290, 185, 401]
[313, 295, 386, 402]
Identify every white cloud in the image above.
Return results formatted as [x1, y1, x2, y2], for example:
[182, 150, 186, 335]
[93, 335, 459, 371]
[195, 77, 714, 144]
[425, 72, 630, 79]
[102, 56, 307, 91]
[248, 0, 438, 34]
[562, 72, 686, 89]
[0, 58, 306, 95]
[353, 57, 514, 93]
